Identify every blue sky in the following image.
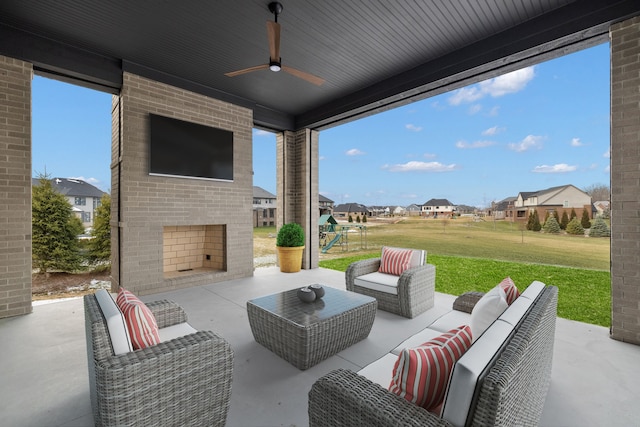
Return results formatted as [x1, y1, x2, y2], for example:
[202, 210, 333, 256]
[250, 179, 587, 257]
[33, 43, 610, 208]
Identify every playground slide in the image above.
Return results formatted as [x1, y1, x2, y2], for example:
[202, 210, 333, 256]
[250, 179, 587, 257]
[321, 233, 342, 253]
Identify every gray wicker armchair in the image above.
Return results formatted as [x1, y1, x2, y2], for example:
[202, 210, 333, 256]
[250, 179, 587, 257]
[84, 292, 233, 427]
[346, 248, 435, 318]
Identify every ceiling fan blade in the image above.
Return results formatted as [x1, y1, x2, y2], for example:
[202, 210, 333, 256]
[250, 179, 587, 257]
[266, 21, 281, 61]
[281, 65, 325, 86]
[225, 64, 269, 77]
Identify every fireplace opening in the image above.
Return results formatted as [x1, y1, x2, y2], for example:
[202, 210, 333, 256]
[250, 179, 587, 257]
[163, 225, 226, 278]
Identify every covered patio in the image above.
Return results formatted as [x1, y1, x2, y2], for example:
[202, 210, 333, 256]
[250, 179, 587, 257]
[2, 267, 639, 426]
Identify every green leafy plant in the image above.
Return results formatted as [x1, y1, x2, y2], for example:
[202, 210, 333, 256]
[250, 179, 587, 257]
[566, 218, 585, 235]
[581, 208, 591, 229]
[276, 223, 305, 247]
[589, 217, 611, 237]
[543, 215, 561, 234]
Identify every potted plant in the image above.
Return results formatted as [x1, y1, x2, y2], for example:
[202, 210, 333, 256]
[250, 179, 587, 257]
[276, 222, 305, 273]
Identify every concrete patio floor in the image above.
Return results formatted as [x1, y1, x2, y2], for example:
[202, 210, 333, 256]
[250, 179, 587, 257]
[2, 267, 639, 427]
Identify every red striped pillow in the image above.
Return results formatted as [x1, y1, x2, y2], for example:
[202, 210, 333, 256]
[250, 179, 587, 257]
[499, 277, 519, 305]
[379, 247, 413, 275]
[116, 288, 161, 350]
[389, 325, 472, 411]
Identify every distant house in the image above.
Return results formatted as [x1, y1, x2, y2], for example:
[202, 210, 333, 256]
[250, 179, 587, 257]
[508, 184, 592, 222]
[421, 198, 456, 218]
[391, 206, 406, 216]
[593, 200, 610, 218]
[333, 203, 370, 220]
[32, 177, 106, 227]
[405, 204, 422, 216]
[253, 186, 276, 227]
[491, 197, 517, 220]
[319, 194, 334, 216]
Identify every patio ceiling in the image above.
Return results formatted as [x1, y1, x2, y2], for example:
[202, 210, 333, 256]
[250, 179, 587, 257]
[0, 1, 638, 131]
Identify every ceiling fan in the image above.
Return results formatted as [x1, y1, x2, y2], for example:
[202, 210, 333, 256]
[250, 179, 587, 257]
[225, 2, 325, 86]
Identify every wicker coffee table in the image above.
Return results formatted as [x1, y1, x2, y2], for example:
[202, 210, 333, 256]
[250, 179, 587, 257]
[247, 286, 377, 370]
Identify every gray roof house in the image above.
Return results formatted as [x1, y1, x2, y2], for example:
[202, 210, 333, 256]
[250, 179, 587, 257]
[32, 177, 106, 227]
[253, 186, 276, 227]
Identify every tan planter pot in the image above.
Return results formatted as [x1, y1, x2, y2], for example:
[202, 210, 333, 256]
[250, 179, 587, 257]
[276, 246, 305, 273]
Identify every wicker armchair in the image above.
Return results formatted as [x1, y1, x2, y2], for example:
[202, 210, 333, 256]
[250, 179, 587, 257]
[345, 249, 435, 318]
[84, 292, 233, 427]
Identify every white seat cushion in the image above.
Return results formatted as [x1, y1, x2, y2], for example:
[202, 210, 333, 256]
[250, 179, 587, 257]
[428, 310, 472, 333]
[354, 271, 399, 295]
[441, 319, 515, 427]
[390, 327, 444, 355]
[357, 353, 398, 388]
[498, 294, 535, 326]
[94, 289, 133, 355]
[158, 322, 198, 342]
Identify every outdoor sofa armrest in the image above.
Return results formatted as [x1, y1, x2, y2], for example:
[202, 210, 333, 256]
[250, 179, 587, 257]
[345, 257, 381, 291]
[95, 330, 234, 427]
[452, 291, 485, 314]
[309, 369, 453, 427]
[146, 299, 188, 328]
[397, 263, 436, 300]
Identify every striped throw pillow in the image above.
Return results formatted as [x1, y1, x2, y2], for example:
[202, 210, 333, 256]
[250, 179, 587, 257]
[379, 247, 414, 276]
[116, 288, 161, 350]
[389, 325, 473, 411]
[499, 277, 519, 305]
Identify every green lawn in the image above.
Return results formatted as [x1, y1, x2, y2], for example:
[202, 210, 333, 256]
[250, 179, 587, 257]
[316, 217, 611, 327]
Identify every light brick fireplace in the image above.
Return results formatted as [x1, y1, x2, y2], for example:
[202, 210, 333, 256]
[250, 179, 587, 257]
[163, 225, 226, 278]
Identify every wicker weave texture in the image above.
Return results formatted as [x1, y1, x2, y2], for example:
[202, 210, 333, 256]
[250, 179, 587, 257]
[452, 291, 485, 313]
[247, 288, 377, 370]
[84, 294, 234, 427]
[346, 257, 436, 318]
[308, 286, 558, 427]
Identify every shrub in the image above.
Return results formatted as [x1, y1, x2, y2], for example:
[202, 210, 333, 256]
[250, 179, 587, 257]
[543, 216, 561, 234]
[531, 210, 541, 231]
[581, 209, 591, 229]
[276, 223, 305, 247]
[570, 208, 577, 220]
[566, 218, 585, 235]
[589, 217, 611, 237]
[560, 211, 569, 230]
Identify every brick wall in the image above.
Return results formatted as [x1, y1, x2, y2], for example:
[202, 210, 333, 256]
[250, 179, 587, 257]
[611, 16, 640, 344]
[112, 73, 253, 295]
[0, 56, 32, 318]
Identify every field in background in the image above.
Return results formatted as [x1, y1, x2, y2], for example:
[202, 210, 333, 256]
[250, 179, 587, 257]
[254, 216, 611, 326]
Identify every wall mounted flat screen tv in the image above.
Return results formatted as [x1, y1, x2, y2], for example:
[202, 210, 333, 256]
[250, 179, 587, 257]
[149, 114, 234, 182]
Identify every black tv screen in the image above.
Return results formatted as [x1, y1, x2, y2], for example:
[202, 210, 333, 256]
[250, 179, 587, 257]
[149, 114, 234, 182]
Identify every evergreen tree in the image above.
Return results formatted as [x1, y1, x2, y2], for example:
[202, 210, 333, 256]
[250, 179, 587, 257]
[356, 215, 361, 223]
[560, 211, 569, 230]
[32, 174, 83, 275]
[581, 208, 591, 229]
[88, 193, 111, 264]
[543, 211, 550, 225]
[589, 217, 611, 237]
[348, 214, 353, 223]
[553, 210, 560, 222]
[531, 210, 541, 231]
[570, 208, 577, 220]
[543, 216, 561, 234]
[362, 214, 367, 223]
[526, 211, 534, 230]
[566, 218, 585, 235]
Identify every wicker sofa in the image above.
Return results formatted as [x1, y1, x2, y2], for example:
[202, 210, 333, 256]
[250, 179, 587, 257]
[309, 281, 558, 427]
[84, 290, 234, 427]
[346, 247, 436, 318]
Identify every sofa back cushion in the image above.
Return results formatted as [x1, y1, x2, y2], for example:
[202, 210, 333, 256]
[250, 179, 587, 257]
[379, 246, 425, 275]
[94, 289, 133, 355]
[441, 319, 514, 427]
[470, 285, 508, 342]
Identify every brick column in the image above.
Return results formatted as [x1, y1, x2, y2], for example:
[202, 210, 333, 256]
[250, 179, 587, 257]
[276, 129, 319, 269]
[0, 56, 32, 318]
[610, 15, 640, 344]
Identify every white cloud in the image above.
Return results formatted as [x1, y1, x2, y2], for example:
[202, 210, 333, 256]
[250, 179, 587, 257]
[456, 140, 496, 149]
[423, 152, 437, 159]
[570, 137, 583, 147]
[319, 155, 326, 161]
[508, 135, 544, 152]
[482, 126, 505, 136]
[468, 104, 482, 115]
[532, 163, 577, 173]
[346, 148, 365, 156]
[488, 106, 500, 116]
[603, 149, 610, 158]
[405, 124, 423, 132]
[69, 176, 100, 185]
[382, 161, 458, 172]
[253, 129, 272, 136]
[449, 66, 535, 105]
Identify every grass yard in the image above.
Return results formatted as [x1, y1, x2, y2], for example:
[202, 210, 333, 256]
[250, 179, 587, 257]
[311, 216, 611, 327]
